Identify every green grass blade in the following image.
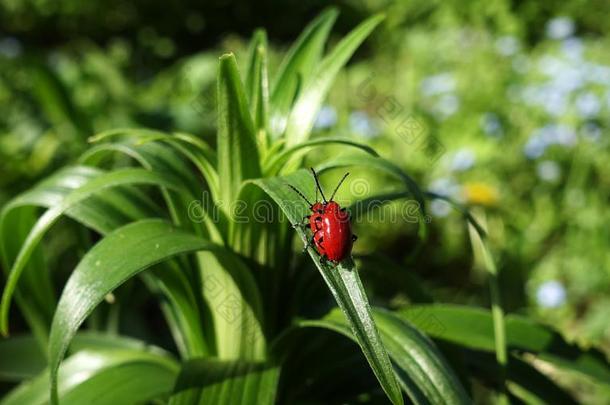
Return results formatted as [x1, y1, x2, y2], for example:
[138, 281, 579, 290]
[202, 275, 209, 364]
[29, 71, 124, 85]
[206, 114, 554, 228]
[80, 139, 223, 239]
[467, 213, 507, 402]
[264, 136, 379, 175]
[217, 53, 262, 207]
[29, 63, 92, 139]
[88, 128, 219, 200]
[300, 308, 471, 405]
[0, 331, 169, 382]
[317, 154, 426, 218]
[283, 14, 384, 146]
[0, 165, 209, 358]
[245, 29, 270, 136]
[2, 166, 160, 235]
[398, 304, 610, 388]
[0, 168, 185, 336]
[170, 359, 279, 404]
[196, 250, 266, 360]
[47, 219, 218, 404]
[269, 8, 338, 136]
[0, 335, 46, 382]
[508, 359, 577, 404]
[248, 170, 403, 405]
[3, 348, 178, 405]
[317, 155, 428, 246]
[1, 206, 55, 350]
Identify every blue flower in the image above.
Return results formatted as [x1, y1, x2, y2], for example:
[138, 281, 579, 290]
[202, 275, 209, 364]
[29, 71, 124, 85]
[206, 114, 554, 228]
[562, 37, 584, 60]
[585, 64, 610, 86]
[481, 113, 503, 137]
[434, 94, 460, 119]
[524, 136, 546, 160]
[0, 37, 22, 59]
[536, 160, 561, 182]
[421, 73, 456, 96]
[575, 92, 601, 118]
[349, 111, 378, 138]
[546, 17, 575, 40]
[314, 105, 338, 130]
[429, 177, 461, 198]
[430, 199, 451, 218]
[524, 124, 577, 159]
[450, 148, 476, 172]
[495, 36, 520, 56]
[536, 280, 566, 308]
[582, 122, 601, 142]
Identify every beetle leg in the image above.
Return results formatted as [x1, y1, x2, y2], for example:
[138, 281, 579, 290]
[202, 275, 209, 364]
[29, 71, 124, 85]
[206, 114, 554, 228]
[292, 215, 310, 229]
[319, 255, 328, 265]
[302, 235, 315, 253]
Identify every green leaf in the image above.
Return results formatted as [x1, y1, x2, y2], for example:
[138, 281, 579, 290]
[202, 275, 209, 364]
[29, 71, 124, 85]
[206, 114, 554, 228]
[217, 53, 262, 207]
[248, 170, 403, 405]
[283, 14, 384, 146]
[0, 164, 211, 359]
[47, 219, 219, 404]
[245, 30, 270, 134]
[466, 351, 577, 404]
[0, 335, 46, 381]
[317, 154, 427, 231]
[30, 63, 92, 138]
[88, 128, 219, 200]
[0, 331, 168, 382]
[264, 136, 379, 175]
[80, 138, 222, 239]
[196, 249, 267, 360]
[399, 304, 610, 387]
[467, 213, 507, 397]
[2, 166, 158, 236]
[300, 308, 470, 405]
[170, 359, 279, 404]
[1, 206, 55, 350]
[3, 348, 178, 405]
[0, 168, 184, 335]
[270, 8, 338, 136]
[357, 253, 434, 304]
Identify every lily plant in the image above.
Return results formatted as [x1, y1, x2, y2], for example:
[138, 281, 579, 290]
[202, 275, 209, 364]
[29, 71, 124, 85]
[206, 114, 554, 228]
[1, 9, 608, 405]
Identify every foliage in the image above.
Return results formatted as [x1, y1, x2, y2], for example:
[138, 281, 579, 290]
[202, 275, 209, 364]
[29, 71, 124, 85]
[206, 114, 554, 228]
[1, 4, 610, 405]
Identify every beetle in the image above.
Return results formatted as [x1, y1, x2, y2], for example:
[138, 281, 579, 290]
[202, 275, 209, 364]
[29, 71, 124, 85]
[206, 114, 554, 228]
[288, 168, 357, 264]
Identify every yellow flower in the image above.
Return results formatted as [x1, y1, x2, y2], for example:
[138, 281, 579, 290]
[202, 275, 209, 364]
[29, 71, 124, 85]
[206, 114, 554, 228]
[462, 182, 499, 206]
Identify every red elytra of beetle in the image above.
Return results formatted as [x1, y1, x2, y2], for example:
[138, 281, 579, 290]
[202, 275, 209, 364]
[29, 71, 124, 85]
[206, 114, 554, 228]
[288, 168, 357, 263]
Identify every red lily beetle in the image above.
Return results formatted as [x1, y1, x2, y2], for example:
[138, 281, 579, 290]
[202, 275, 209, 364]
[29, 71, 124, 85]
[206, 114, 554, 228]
[289, 168, 357, 263]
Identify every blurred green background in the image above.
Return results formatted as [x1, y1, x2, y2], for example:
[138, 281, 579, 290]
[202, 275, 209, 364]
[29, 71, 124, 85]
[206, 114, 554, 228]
[1, 0, 609, 401]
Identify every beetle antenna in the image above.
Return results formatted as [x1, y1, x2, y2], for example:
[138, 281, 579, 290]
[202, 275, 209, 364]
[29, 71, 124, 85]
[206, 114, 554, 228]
[329, 172, 350, 201]
[311, 167, 327, 203]
[287, 184, 313, 207]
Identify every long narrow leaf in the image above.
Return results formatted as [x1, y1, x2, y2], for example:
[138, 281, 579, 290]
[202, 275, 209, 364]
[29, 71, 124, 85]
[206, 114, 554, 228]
[3, 349, 177, 405]
[245, 29, 270, 135]
[270, 8, 338, 136]
[264, 136, 379, 175]
[248, 170, 403, 405]
[283, 14, 384, 146]
[47, 219, 221, 404]
[170, 359, 279, 404]
[217, 53, 261, 207]
[399, 304, 610, 387]
[300, 308, 471, 405]
[0, 168, 184, 335]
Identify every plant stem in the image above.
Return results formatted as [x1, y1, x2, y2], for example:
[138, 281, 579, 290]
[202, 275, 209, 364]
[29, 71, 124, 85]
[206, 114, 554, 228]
[468, 211, 508, 404]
